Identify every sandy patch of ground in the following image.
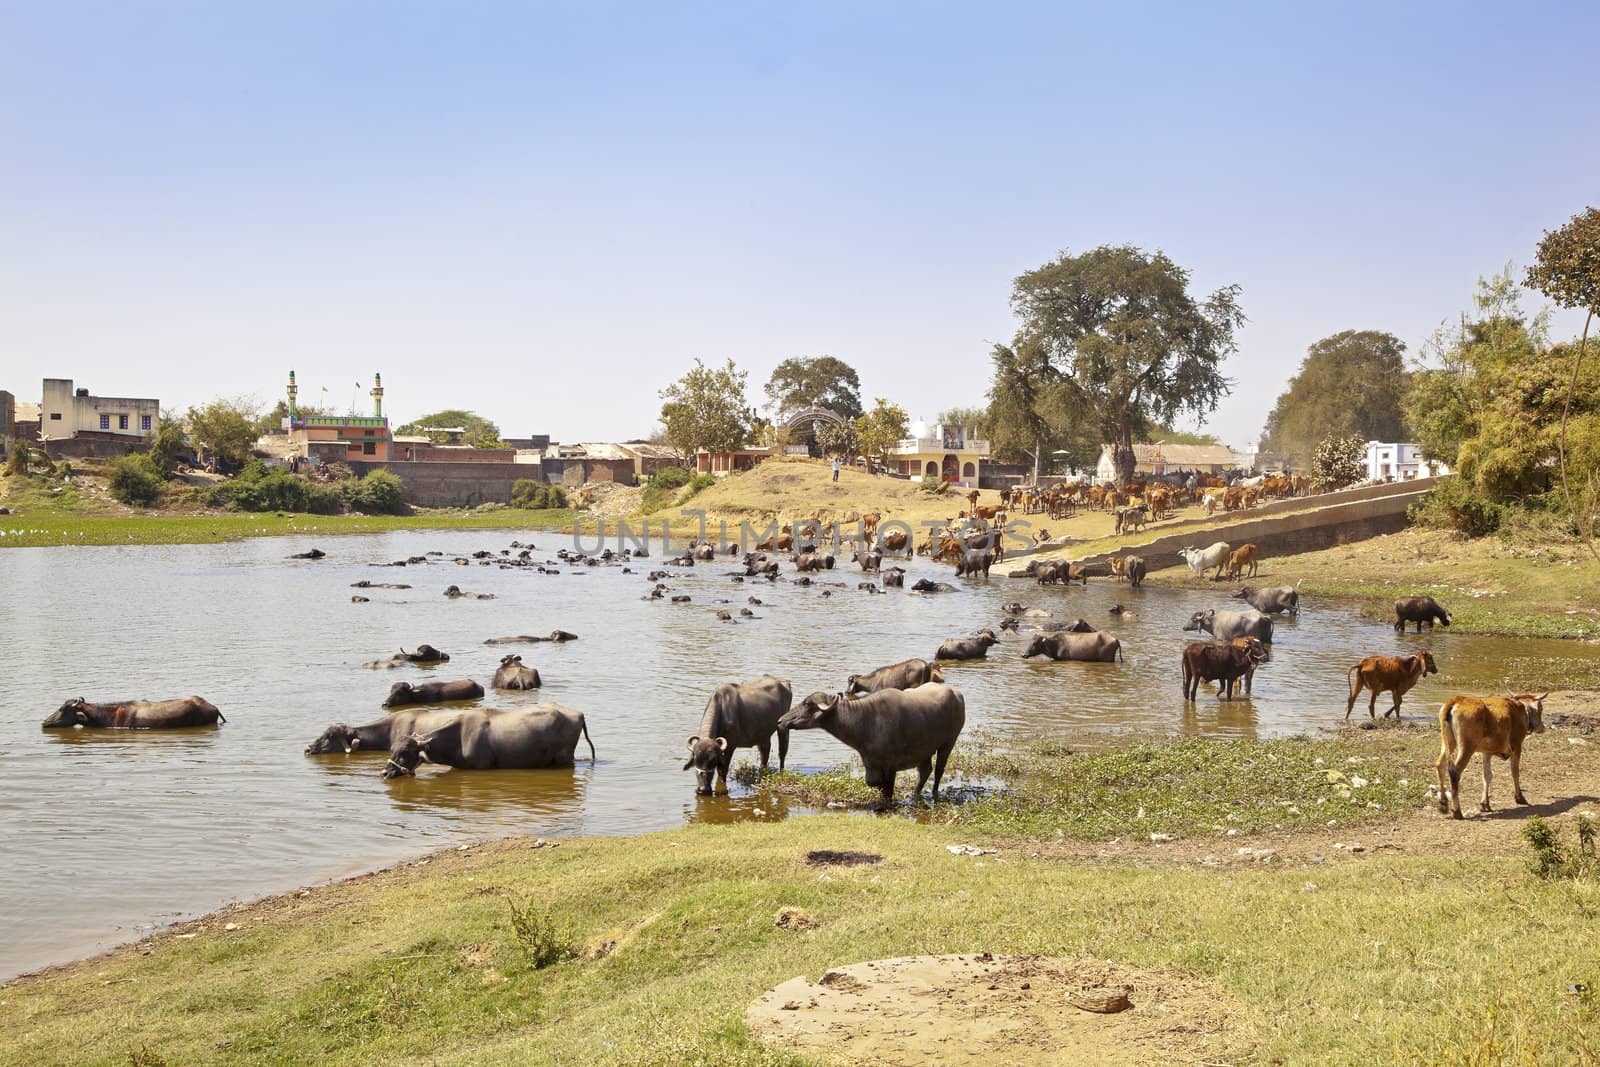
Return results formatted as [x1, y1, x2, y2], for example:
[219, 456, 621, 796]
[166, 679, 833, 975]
[747, 953, 1234, 1066]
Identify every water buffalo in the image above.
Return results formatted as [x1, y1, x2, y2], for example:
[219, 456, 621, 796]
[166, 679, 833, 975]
[683, 674, 793, 795]
[1233, 584, 1300, 616]
[306, 708, 461, 754]
[777, 683, 966, 807]
[1395, 595, 1451, 633]
[383, 678, 485, 708]
[492, 654, 542, 690]
[794, 552, 834, 573]
[288, 548, 326, 560]
[691, 543, 716, 561]
[1032, 559, 1087, 586]
[847, 658, 945, 695]
[1125, 555, 1147, 588]
[443, 585, 495, 600]
[382, 705, 596, 778]
[1021, 631, 1122, 662]
[881, 567, 906, 588]
[43, 696, 225, 729]
[934, 629, 999, 660]
[955, 548, 994, 578]
[853, 549, 883, 573]
[1178, 542, 1232, 581]
[364, 644, 451, 669]
[1183, 608, 1273, 644]
[911, 579, 957, 594]
[1181, 638, 1267, 700]
[483, 631, 578, 645]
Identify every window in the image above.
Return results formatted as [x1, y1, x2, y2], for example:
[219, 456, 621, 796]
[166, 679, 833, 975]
[364, 429, 374, 437]
[118, 414, 128, 430]
[100, 414, 110, 429]
[362, 441, 377, 455]
[141, 415, 152, 431]
[50, 412, 62, 420]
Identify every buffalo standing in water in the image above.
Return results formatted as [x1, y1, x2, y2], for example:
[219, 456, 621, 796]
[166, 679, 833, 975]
[43, 696, 225, 729]
[491, 655, 542, 690]
[683, 675, 793, 796]
[381, 705, 596, 778]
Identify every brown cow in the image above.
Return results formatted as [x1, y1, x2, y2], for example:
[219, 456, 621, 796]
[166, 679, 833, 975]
[876, 529, 909, 555]
[1225, 543, 1258, 580]
[1181, 639, 1266, 701]
[1435, 693, 1549, 819]
[1344, 652, 1437, 720]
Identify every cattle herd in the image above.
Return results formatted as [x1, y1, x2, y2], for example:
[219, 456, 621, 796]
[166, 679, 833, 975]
[37, 522, 1555, 821]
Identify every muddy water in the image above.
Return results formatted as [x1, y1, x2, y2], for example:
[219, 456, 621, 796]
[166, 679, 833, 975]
[2, 531, 1595, 979]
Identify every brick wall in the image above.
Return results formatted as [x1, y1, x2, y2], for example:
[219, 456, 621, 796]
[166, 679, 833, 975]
[349, 460, 527, 508]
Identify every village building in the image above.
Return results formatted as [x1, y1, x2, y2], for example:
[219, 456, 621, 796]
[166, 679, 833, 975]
[1364, 441, 1447, 482]
[888, 421, 990, 486]
[1095, 442, 1244, 482]
[283, 371, 392, 463]
[38, 378, 161, 442]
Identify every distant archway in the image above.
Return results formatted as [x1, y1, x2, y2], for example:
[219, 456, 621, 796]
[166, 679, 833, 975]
[962, 462, 976, 478]
[924, 461, 938, 479]
[942, 454, 960, 482]
[780, 406, 847, 458]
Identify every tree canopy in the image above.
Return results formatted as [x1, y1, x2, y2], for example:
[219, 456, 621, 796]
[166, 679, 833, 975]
[186, 398, 261, 473]
[1259, 330, 1410, 465]
[763, 356, 864, 421]
[658, 358, 755, 458]
[1002, 245, 1243, 483]
[395, 410, 504, 448]
[936, 406, 989, 438]
[855, 398, 911, 463]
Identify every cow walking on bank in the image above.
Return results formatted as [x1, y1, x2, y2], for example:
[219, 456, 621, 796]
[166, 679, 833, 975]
[1435, 693, 1548, 819]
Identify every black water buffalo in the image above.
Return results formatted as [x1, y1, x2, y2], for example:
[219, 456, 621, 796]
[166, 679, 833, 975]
[1021, 631, 1122, 662]
[1183, 608, 1274, 644]
[853, 549, 883, 573]
[1395, 595, 1451, 633]
[777, 683, 966, 807]
[483, 631, 578, 645]
[881, 567, 906, 588]
[443, 585, 495, 600]
[288, 548, 326, 560]
[910, 579, 957, 594]
[382, 705, 596, 778]
[383, 678, 484, 708]
[1181, 638, 1267, 701]
[934, 629, 999, 660]
[1233, 584, 1300, 616]
[363, 644, 451, 669]
[794, 552, 834, 573]
[683, 675, 793, 795]
[491, 655, 542, 690]
[847, 658, 945, 695]
[1032, 559, 1087, 586]
[43, 696, 225, 729]
[691, 543, 716, 561]
[955, 548, 994, 578]
[305, 708, 461, 754]
[1125, 555, 1147, 588]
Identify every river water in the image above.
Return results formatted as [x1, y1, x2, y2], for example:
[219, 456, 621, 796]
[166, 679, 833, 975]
[2, 529, 1596, 979]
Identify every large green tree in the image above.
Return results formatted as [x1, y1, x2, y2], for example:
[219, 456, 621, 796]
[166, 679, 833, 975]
[984, 338, 1099, 481]
[658, 358, 755, 458]
[855, 398, 911, 464]
[186, 398, 261, 473]
[1526, 207, 1600, 559]
[936, 406, 990, 438]
[763, 356, 864, 421]
[395, 410, 504, 448]
[1260, 330, 1410, 465]
[1006, 245, 1244, 483]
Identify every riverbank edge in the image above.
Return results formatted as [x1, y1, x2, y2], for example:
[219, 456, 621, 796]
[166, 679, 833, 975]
[7, 707, 1600, 1065]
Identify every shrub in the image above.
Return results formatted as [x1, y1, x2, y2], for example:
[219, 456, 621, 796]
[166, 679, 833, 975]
[148, 421, 188, 478]
[503, 893, 575, 969]
[341, 470, 407, 515]
[304, 483, 345, 515]
[1524, 814, 1598, 880]
[5, 440, 33, 477]
[1310, 432, 1366, 491]
[108, 454, 163, 506]
[641, 466, 695, 513]
[1409, 478, 1505, 536]
[511, 479, 567, 510]
[207, 460, 309, 512]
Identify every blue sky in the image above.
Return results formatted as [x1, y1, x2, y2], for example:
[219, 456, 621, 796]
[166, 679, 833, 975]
[2, 2, 1594, 448]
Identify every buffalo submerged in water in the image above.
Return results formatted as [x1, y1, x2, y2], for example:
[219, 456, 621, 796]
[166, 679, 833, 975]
[43, 696, 226, 729]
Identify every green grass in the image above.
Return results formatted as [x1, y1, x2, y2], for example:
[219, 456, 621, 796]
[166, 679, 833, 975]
[745, 729, 1435, 839]
[0, 507, 583, 548]
[6, 817, 1600, 1065]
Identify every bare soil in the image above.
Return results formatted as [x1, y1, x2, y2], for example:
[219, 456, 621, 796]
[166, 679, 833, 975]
[746, 953, 1235, 1066]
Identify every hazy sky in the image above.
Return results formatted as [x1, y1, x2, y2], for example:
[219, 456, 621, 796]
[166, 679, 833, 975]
[3, 3, 1595, 449]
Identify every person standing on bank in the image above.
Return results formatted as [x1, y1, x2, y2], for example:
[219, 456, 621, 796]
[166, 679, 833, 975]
[832, 456, 841, 482]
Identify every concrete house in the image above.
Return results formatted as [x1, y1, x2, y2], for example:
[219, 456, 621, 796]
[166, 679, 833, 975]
[1095, 442, 1244, 482]
[888, 422, 990, 486]
[39, 378, 160, 441]
[1364, 441, 1448, 482]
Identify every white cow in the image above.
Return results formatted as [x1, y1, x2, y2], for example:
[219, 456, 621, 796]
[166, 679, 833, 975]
[1202, 493, 1219, 517]
[1179, 541, 1232, 582]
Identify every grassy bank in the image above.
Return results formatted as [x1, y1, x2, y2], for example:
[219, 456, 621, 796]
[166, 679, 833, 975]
[6, 809, 1600, 1066]
[1144, 526, 1600, 639]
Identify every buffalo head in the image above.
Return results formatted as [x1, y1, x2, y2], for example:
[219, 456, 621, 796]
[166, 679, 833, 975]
[384, 731, 440, 779]
[42, 698, 92, 728]
[682, 735, 730, 795]
[778, 692, 841, 732]
[1020, 635, 1049, 659]
[384, 682, 416, 708]
[306, 724, 358, 755]
[500, 654, 524, 669]
[1183, 609, 1216, 635]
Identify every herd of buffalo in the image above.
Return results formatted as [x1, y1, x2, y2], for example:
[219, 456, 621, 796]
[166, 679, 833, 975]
[37, 529, 1554, 818]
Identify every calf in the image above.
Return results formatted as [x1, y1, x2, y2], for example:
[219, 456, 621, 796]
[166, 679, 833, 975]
[1344, 652, 1437, 720]
[1181, 639, 1265, 701]
[1395, 596, 1452, 633]
[1225, 543, 1258, 580]
[1435, 693, 1548, 819]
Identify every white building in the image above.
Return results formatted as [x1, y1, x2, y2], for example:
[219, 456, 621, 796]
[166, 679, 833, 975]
[39, 378, 160, 441]
[1364, 441, 1447, 482]
[887, 421, 990, 486]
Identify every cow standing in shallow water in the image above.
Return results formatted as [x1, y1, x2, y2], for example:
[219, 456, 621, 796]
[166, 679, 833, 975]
[1345, 652, 1437, 720]
[778, 684, 965, 808]
[683, 675, 793, 796]
[382, 705, 596, 777]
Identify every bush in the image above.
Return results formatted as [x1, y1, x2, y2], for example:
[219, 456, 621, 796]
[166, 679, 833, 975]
[511, 479, 568, 510]
[148, 421, 188, 478]
[304, 483, 345, 515]
[1409, 478, 1505, 537]
[108, 454, 163, 506]
[641, 466, 695, 513]
[503, 893, 575, 969]
[1524, 814, 1598, 880]
[207, 460, 308, 513]
[5, 440, 33, 477]
[341, 470, 408, 515]
[1310, 432, 1366, 492]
